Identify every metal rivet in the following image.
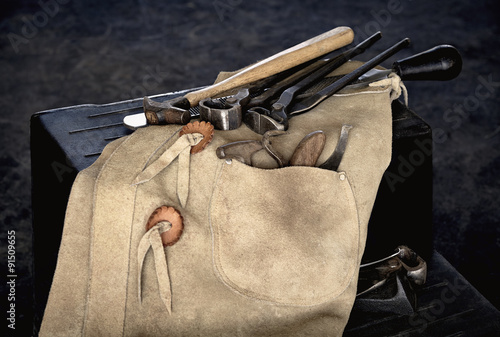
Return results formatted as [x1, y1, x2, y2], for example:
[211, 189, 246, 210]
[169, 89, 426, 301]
[339, 173, 346, 181]
[225, 159, 232, 165]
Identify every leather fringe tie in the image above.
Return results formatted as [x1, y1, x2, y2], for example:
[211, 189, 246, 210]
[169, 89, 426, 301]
[370, 73, 409, 106]
[137, 221, 173, 314]
[132, 132, 204, 207]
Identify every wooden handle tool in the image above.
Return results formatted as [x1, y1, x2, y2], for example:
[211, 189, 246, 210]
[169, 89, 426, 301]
[186, 26, 354, 106]
[141, 27, 354, 126]
[289, 131, 326, 167]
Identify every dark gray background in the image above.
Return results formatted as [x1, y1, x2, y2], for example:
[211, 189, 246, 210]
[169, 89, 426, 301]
[1, 0, 499, 335]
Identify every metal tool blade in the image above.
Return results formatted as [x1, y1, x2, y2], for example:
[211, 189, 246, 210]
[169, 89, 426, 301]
[319, 124, 353, 171]
[356, 68, 391, 82]
[124, 113, 148, 130]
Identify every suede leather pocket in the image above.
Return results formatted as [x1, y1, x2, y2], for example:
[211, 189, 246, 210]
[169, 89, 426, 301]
[209, 159, 360, 306]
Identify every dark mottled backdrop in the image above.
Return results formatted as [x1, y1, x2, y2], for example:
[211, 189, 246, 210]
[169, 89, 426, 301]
[1, 0, 499, 335]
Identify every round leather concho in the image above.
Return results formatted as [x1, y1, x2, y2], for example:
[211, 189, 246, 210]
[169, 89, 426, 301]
[179, 120, 214, 154]
[146, 206, 184, 246]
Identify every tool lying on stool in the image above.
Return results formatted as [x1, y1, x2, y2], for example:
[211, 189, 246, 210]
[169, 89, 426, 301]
[198, 60, 330, 131]
[180, 42, 461, 134]
[355, 245, 427, 314]
[123, 27, 354, 129]
[249, 37, 411, 134]
[358, 245, 427, 294]
[291, 38, 412, 116]
[357, 44, 462, 84]
[244, 32, 382, 134]
[198, 32, 381, 131]
[198, 51, 346, 131]
[198, 88, 251, 131]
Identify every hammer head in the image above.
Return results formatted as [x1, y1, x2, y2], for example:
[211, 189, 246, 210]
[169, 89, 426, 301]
[199, 88, 251, 130]
[199, 98, 242, 131]
[143, 96, 192, 125]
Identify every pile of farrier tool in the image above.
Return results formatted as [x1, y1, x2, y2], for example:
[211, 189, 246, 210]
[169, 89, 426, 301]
[124, 26, 461, 172]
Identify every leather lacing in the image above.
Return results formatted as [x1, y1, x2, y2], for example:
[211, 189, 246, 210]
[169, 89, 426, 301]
[132, 132, 203, 207]
[369, 73, 409, 106]
[137, 221, 174, 314]
[133, 132, 203, 314]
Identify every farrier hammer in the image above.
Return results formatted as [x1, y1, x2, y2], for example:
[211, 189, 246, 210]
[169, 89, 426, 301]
[139, 27, 354, 126]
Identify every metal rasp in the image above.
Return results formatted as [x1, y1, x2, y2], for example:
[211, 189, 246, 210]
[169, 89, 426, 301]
[289, 38, 411, 116]
[244, 32, 382, 134]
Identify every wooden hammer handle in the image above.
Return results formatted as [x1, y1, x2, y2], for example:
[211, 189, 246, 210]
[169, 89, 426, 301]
[184, 26, 354, 107]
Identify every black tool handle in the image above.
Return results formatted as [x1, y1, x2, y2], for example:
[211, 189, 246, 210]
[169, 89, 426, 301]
[276, 31, 383, 114]
[393, 45, 462, 81]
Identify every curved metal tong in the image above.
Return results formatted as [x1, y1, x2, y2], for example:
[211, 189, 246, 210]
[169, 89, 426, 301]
[244, 31, 383, 134]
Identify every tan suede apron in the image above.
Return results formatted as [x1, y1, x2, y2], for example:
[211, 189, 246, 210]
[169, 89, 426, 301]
[40, 62, 404, 336]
